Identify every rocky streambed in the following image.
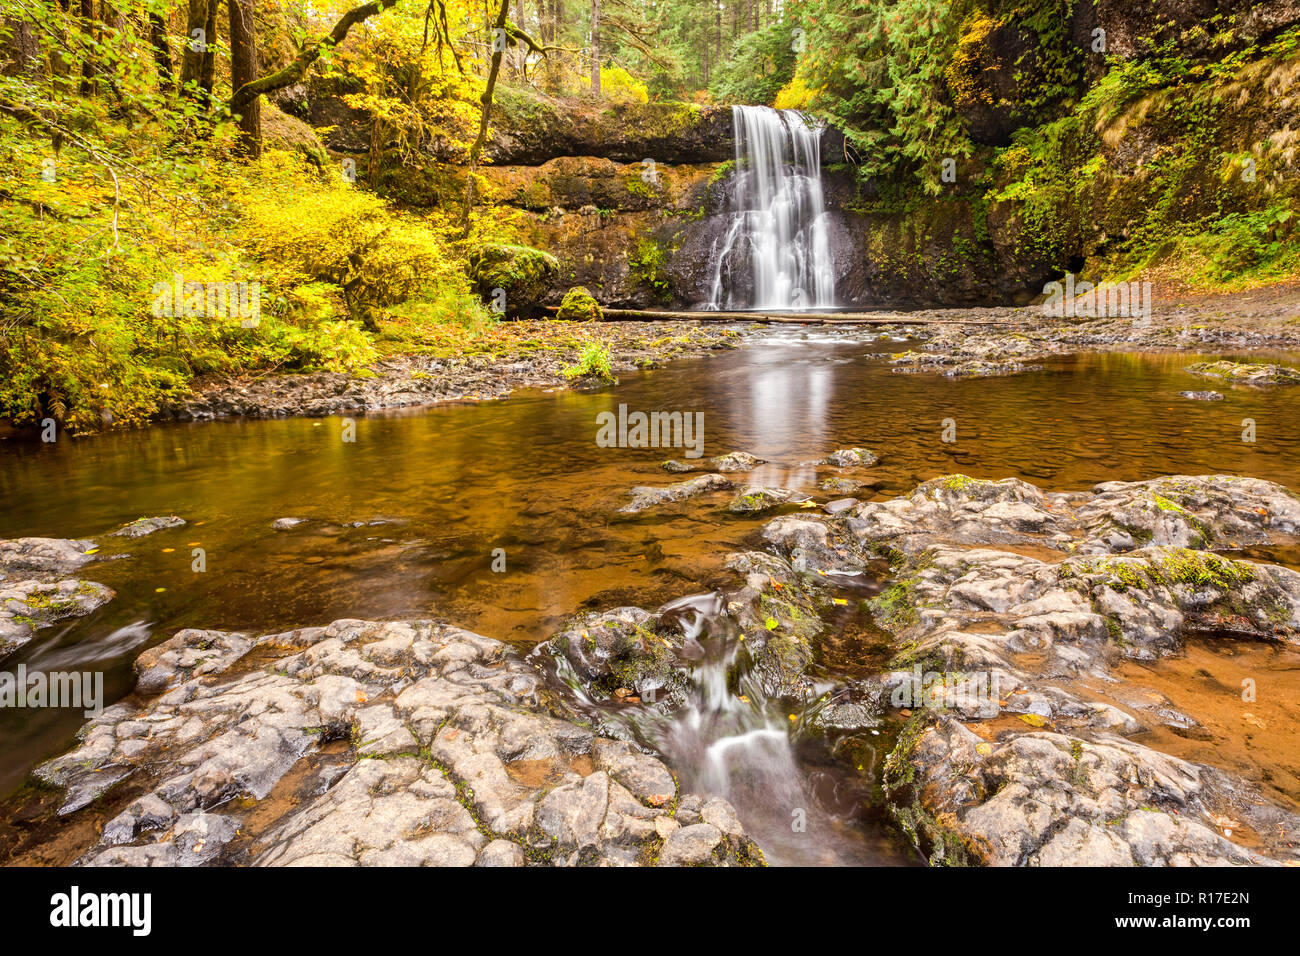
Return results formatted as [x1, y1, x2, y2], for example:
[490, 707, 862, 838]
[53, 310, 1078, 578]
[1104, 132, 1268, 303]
[165, 320, 745, 422]
[6, 461, 1300, 866]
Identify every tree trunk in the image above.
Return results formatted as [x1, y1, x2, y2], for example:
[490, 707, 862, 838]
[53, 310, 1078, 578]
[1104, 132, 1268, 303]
[589, 0, 599, 96]
[48, 0, 73, 81]
[179, 0, 206, 95]
[462, 0, 510, 230]
[200, 0, 219, 98]
[513, 0, 524, 77]
[230, 0, 398, 116]
[148, 12, 172, 86]
[715, 4, 721, 71]
[77, 0, 94, 94]
[1, 17, 40, 76]
[228, 0, 260, 155]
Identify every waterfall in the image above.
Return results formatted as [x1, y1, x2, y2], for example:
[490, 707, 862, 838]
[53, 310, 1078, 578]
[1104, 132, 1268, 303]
[706, 105, 835, 311]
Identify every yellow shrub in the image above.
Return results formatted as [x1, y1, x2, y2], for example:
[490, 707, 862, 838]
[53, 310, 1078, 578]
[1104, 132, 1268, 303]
[774, 71, 818, 110]
[581, 66, 650, 104]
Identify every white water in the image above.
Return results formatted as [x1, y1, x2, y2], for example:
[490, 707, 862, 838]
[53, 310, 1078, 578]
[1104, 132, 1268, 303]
[706, 105, 836, 311]
[625, 592, 871, 866]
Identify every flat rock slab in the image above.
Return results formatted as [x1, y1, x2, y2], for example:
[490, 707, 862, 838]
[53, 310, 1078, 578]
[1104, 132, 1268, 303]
[35, 618, 764, 868]
[620, 473, 731, 514]
[1186, 360, 1300, 385]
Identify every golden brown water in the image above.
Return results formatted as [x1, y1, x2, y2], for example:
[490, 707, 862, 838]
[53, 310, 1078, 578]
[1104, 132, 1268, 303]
[2, 328, 1300, 851]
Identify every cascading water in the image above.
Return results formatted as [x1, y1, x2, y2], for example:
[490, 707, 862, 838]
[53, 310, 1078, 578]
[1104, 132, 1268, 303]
[594, 592, 883, 866]
[706, 105, 836, 311]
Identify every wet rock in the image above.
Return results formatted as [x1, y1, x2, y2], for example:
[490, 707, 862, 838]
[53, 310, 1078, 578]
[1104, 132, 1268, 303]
[32, 617, 759, 867]
[476, 839, 525, 867]
[620, 473, 731, 514]
[887, 718, 1295, 866]
[662, 451, 764, 474]
[556, 286, 602, 322]
[0, 578, 114, 660]
[592, 738, 677, 807]
[727, 486, 811, 514]
[132, 628, 256, 696]
[658, 822, 724, 866]
[272, 517, 306, 530]
[1180, 390, 1224, 401]
[805, 683, 881, 733]
[710, 451, 766, 473]
[467, 243, 559, 317]
[1186, 360, 1300, 386]
[889, 342, 1047, 379]
[0, 537, 97, 575]
[760, 515, 868, 573]
[820, 476, 880, 494]
[108, 516, 186, 538]
[846, 475, 1062, 555]
[538, 607, 690, 709]
[843, 473, 1300, 557]
[721, 551, 826, 699]
[101, 794, 179, 846]
[817, 447, 880, 468]
[258, 756, 482, 867]
[87, 811, 241, 866]
[749, 472, 1300, 866]
[1072, 475, 1300, 553]
[823, 497, 859, 516]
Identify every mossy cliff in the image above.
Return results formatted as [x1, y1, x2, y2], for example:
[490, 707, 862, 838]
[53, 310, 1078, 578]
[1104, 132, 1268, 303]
[300, 2, 1300, 309]
[832, 1, 1300, 304]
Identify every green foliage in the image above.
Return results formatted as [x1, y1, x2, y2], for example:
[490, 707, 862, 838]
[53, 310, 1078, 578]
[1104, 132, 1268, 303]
[562, 343, 615, 383]
[629, 239, 672, 302]
[710, 17, 800, 106]
[238, 156, 456, 327]
[802, 0, 974, 194]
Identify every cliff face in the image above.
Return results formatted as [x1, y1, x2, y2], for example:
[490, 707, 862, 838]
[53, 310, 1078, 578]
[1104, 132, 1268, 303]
[296, 1, 1300, 311]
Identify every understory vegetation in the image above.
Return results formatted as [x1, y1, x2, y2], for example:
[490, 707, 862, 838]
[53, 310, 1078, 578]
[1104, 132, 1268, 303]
[3, 0, 1300, 431]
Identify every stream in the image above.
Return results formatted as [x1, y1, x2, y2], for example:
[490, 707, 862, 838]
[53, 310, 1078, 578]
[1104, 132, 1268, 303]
[3, 327, 1300, 863]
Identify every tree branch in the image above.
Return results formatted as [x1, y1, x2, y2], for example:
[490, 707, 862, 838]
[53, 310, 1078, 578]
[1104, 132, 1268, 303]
[230, 0, 400, 114]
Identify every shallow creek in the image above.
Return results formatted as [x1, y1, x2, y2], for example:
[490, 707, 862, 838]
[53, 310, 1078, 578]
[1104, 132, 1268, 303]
[2, 326, 1299, 863]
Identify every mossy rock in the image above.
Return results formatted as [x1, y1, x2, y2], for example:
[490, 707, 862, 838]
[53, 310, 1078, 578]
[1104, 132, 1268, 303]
[556, 286, 603, 322]
[467, 243, 559, 317]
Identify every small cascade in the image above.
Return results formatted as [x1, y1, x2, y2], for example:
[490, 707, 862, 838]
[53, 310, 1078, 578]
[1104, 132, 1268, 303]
[706, 105, 835, 311]
[616, 592, 869, 866]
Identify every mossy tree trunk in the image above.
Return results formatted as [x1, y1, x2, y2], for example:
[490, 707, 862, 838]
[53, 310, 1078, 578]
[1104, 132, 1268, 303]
[228, 0, 260, 156]
[461, 0, 511, 232]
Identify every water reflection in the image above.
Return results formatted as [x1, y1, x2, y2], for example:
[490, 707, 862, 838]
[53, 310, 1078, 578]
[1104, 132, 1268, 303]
[0, 332, 1298, 799]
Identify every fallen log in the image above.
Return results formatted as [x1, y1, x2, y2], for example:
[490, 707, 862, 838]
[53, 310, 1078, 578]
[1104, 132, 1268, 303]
[539, 306, 1025, 326]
